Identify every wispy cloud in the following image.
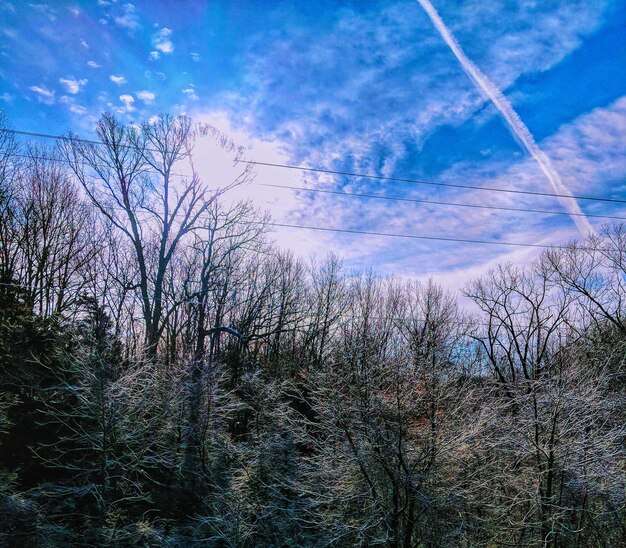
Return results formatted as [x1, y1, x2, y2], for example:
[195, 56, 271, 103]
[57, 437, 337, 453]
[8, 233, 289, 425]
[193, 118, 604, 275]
[153, 27, 173, 54]
[206, 0, 614, 280]
[136, 90, 155, 103]
[60, 95, 87, 115]
[29, 2, 57, 22]
[29, 85, 55, 103]
[223, 1, 607, 178]
[4, 0, 620, 285]
[109, 74, 127, 84]
[118, 93, 135, 112]
[183, 87, 198, 101]
[113, 2, 140, 31]
[416, 0, 594, 236]
[209, 95, 625, 284]
[59, 77, 87, 94]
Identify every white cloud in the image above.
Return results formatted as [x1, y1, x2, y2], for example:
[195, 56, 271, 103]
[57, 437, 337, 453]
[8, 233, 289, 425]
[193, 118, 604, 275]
[1, 27, 17, 39]
[60, 95, 87, 115]
[30, 86, 54, 98]
[190, 52, 200, 62]
[69, 103, 87, 115]
[153, 27, 173, 54]
[109, 74, 127, 84]
[136, 90, 155, 103]
[59, 77, 87, 94]
[0, 92, 13, 103]
[187, 109, 329, 259]
[225, 0, 612, 190]
[113, 2, 140, 30]
[192, 96, 626, 287]
[118, 94, 135, 113]
[80, 39, 88, 48]
[149, 50, 160, 61]
[183, 87, 198, 101]
[29, 85, 55, 103]
[87, 60, 101, 68]
[29, 3, 56, 21]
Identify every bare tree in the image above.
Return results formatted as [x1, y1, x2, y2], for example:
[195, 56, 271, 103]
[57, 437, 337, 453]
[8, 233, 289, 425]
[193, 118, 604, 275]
[0, 114, 20, 292]
[179, 200, 268, 492]
[0, 141, 96, 317]
[464, 259, 625, 547]
[299, 276, 475, 546]
[61, 113, 253, 360]
[544, 225, 626, 335]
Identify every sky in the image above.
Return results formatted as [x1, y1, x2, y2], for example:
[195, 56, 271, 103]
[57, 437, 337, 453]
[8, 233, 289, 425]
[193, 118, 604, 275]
[1, 0, 625, 289]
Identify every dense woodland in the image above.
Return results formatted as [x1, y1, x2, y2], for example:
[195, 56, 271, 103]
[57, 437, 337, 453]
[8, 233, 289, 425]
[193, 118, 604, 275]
[0, 111, 624, 547]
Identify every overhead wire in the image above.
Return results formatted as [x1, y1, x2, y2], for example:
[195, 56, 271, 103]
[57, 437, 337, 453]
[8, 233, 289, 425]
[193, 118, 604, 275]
[3, 150, 189, 178]
[0, 126, 613, 251]
[259, 183, 626, 222]
[4, 149, 625, 222]
[265, 222, 576, 250]
[2, 127, 625, 205]
[243, 159, 626, 205]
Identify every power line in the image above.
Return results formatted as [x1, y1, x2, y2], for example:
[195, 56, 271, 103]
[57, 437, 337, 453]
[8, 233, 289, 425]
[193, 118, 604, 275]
[1, 128, 122, 148]
[2, 127, 625, 206]
[259, 183, 626, 222]
[3, 151, 189, 178]
[0, 126, 608, 250]
[244, 160, 626, 205]
[5, 149, 623, 222]
[266, 222, 574, 250]
[0, 159, 595, 250]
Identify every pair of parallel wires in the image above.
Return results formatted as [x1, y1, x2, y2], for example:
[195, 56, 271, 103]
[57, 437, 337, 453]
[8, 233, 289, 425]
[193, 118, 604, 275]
[1, 127, 625, 251]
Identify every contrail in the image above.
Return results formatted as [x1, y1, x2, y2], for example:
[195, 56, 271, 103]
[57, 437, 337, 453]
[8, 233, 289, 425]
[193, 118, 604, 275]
[417, 0, 594, 236]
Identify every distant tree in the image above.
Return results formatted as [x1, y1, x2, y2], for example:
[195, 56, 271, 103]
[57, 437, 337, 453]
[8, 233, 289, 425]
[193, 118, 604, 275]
[544, 224, 626, 335]
[465, 259, 626, 547]
[0, 112, 20, 290]
[300, 276, 476, 546]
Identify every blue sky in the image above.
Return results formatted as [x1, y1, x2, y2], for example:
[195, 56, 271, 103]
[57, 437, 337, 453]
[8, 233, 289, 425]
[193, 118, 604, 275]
[1, 0, 625, 287]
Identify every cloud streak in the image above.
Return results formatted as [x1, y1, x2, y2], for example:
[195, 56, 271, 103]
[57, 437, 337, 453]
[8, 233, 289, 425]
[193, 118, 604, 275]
[153, 27, 173, 54]
[109, 74, 127, 84]
[417, 0, 594, 236]
[59, 77, 87, 94]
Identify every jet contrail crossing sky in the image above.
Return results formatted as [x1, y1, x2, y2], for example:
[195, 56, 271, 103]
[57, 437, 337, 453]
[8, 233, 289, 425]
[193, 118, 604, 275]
[417, 0, 594, 236]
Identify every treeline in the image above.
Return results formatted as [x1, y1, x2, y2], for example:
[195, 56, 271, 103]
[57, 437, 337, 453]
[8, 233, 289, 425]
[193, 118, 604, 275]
[0, 112, 624, 547]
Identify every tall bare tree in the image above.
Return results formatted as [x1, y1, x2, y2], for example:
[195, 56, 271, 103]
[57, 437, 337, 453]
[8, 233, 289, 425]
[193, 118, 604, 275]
[465, 259, 625, 546]
[61, 113, 253, 359]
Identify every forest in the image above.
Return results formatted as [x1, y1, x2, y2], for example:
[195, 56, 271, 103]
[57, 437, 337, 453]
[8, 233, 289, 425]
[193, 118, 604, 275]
[0, 111, 624, 547]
